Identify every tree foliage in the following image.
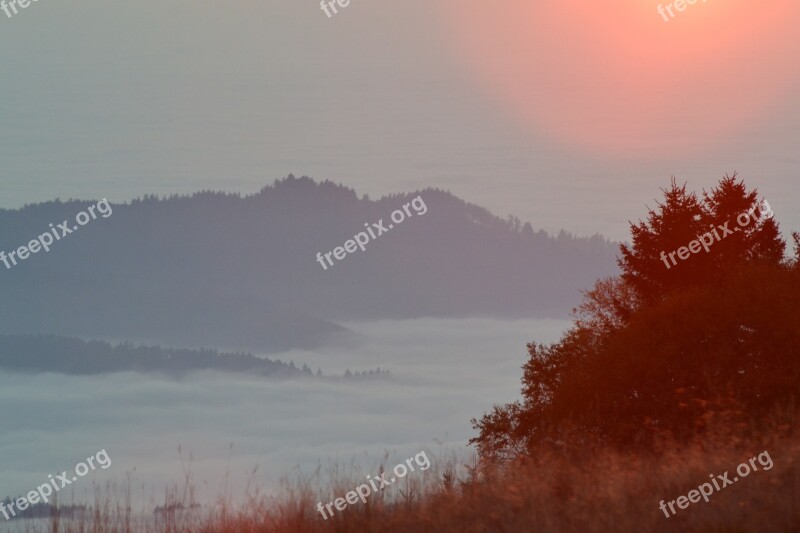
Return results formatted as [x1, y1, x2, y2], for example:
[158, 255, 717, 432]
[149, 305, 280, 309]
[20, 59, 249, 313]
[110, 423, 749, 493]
[472, 175, 799, 460]
[618, 174, 784, 302]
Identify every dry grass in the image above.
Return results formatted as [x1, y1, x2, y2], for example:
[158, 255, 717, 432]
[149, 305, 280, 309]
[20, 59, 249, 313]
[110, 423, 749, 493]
[12, 413, 800, 533]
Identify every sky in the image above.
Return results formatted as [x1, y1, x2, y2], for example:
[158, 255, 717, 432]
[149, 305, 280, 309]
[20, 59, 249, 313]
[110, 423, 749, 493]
[1, 0, 798, 241]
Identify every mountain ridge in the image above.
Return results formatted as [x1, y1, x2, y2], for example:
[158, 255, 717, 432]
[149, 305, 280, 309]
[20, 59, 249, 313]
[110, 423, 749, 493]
[0, 175, 619, 352]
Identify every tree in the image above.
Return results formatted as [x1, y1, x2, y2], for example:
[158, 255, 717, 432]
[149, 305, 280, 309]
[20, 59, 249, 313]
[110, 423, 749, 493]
[522, 222, 534, 239]
[618, 179, 707, 302]
[792, 232, 800, 269]
[473, 175, 796, 459]
[702, 174, 784, 266]
[619, 175, 784, 302]
[573, 276, 639, 336]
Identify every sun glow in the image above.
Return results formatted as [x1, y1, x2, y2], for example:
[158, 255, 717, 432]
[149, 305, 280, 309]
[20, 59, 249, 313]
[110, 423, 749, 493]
[439, 0, 800, 155]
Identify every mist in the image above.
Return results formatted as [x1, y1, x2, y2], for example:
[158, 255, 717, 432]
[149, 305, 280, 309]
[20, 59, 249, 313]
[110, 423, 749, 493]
[0, 318, 569, 507]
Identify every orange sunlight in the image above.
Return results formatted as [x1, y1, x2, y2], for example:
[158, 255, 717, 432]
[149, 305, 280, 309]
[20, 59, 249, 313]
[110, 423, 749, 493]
[439, 0, 800, 156]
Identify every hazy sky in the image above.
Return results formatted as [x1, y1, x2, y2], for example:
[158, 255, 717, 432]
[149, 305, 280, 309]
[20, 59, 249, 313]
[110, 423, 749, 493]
[1, 0, 798, 241]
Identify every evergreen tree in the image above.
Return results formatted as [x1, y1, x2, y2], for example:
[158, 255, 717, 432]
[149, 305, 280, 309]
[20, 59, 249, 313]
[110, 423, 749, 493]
[473, 175, 797, 459]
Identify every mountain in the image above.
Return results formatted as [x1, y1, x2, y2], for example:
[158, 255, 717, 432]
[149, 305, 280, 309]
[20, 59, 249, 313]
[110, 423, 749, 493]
[0, 176, 618, 352]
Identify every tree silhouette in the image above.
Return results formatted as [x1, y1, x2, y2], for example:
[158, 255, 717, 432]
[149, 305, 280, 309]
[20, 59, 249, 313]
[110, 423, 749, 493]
[473, 175, 798, 460]
[619, 175, 783, 303]
[702, 175, 784, 266]
[619, 179, 707, 302]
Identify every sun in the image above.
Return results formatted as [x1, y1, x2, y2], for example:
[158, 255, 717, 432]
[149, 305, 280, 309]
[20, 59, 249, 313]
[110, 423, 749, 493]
[438, 0, 800, 156]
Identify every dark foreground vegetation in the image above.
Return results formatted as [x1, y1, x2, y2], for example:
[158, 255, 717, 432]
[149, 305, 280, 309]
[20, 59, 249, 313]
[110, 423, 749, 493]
[472, 175, 799, 458]
[13, 175, 800, 532]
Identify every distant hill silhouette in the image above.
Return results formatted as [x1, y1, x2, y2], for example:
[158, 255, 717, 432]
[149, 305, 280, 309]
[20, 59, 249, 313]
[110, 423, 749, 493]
[0, 334, 391, 379]
[0, 335, 310, 377]
[0, 176, 617, 352]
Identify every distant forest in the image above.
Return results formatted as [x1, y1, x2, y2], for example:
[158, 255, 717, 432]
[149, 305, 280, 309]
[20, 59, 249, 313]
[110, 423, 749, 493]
[0, 335, 387, 379]
[0, 176, 618, 352]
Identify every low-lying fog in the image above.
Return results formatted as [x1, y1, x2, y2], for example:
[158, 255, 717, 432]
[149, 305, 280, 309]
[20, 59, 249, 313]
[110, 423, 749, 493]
[0, 318, 569, 508]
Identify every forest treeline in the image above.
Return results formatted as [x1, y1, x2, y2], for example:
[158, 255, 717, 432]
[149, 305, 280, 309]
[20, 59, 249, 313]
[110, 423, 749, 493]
[0, 335, 387, 379]
[0, 335, 308, 377]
